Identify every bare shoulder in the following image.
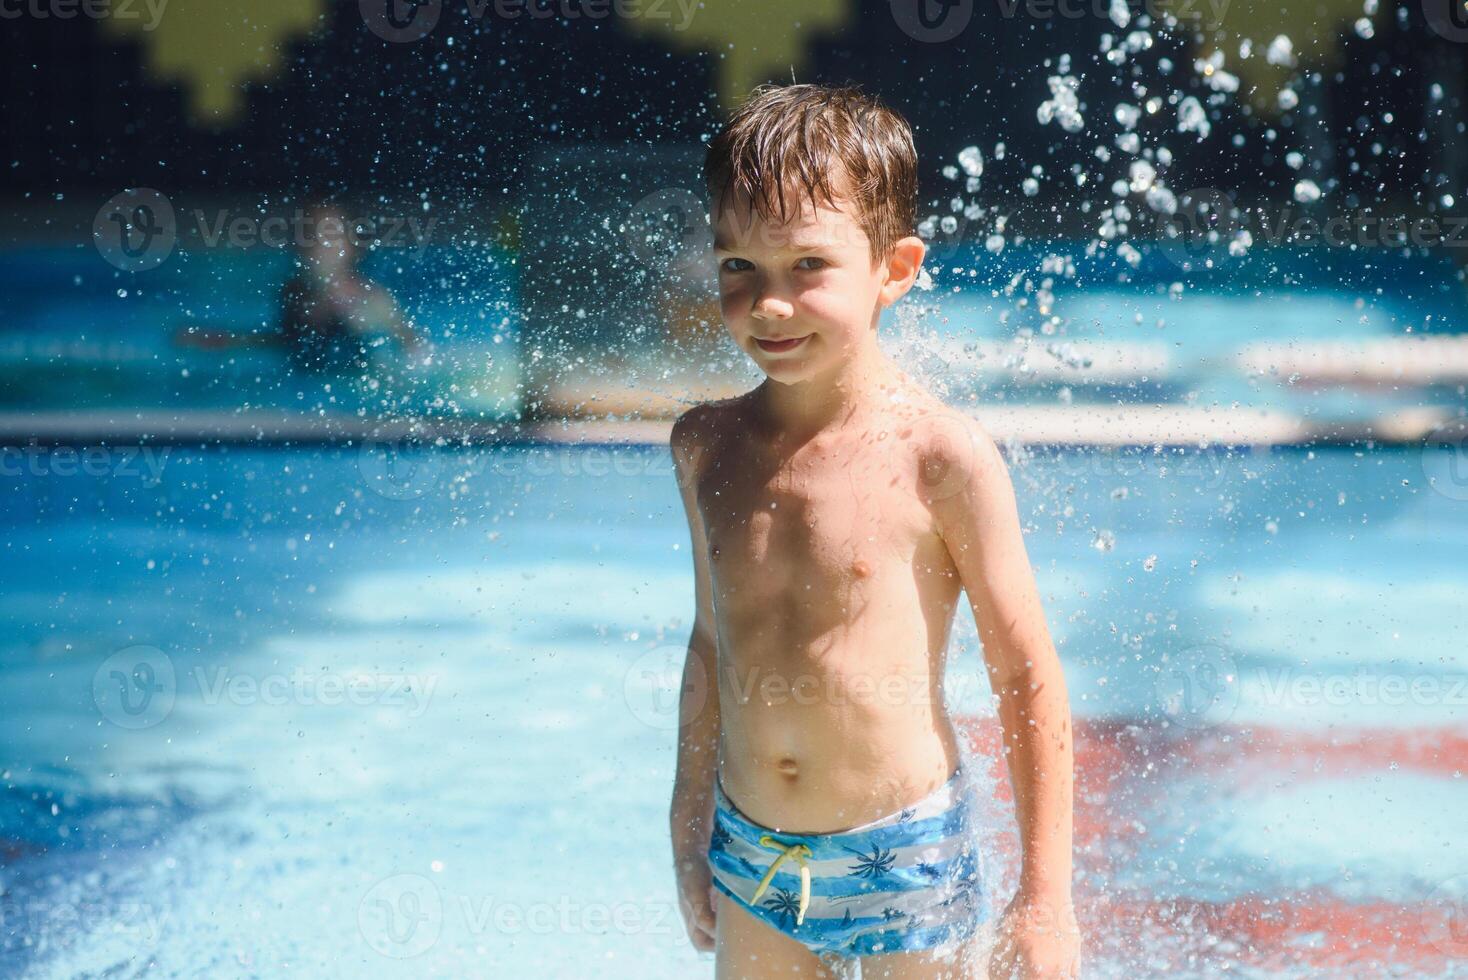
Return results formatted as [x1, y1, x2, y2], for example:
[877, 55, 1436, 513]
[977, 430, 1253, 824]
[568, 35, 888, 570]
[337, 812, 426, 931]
[932, 408, 1006, 482]
[885, 389, 1009, 502]
[670, 393, 748, 480]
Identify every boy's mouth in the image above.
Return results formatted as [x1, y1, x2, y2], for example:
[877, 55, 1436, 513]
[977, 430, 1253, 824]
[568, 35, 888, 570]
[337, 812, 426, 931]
[754, 334, 810, 353]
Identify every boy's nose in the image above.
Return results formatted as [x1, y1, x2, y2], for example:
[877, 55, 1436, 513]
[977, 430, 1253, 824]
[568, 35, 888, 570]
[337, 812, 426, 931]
[750, 293, 794, 320]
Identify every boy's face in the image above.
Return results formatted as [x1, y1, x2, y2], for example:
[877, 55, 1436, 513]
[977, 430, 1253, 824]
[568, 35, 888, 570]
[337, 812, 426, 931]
[711, 184, 923, 386]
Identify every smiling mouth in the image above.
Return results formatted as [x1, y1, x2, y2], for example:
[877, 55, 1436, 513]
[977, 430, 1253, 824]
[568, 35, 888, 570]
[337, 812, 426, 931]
[754, 335, 810, 353]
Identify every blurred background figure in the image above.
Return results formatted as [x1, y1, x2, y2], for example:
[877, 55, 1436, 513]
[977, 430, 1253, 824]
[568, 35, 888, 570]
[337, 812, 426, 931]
[176, 202, 418, 371]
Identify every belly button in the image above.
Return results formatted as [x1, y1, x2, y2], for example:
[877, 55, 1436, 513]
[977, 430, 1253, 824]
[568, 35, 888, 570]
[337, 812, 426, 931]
[776, 758, 799, 777]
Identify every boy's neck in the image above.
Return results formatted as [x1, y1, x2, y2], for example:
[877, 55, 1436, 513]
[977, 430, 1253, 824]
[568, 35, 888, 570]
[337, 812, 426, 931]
[754, 337, 900, 440]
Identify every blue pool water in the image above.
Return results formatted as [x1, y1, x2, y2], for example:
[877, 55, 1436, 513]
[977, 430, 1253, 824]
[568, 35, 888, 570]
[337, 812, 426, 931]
[1, 443, 1465, 977]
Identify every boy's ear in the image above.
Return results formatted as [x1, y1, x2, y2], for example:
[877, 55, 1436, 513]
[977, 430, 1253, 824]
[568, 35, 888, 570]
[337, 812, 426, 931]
[877, 235, 927, 308]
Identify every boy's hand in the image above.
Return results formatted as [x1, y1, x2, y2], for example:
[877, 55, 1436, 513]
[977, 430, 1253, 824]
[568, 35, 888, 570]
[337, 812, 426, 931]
[674, 851, 717, 952]
[987, 891, 1081, 979]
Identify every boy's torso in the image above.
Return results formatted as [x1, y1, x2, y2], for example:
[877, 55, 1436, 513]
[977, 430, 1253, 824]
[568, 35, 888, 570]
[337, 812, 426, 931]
[694, 383, 969, 835]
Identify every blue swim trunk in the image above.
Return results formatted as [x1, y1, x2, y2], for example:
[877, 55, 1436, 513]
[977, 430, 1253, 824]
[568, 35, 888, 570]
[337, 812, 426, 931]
[707, 769, 986, 959]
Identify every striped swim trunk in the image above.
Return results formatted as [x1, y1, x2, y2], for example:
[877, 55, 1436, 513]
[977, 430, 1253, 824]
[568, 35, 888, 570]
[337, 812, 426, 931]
[707, 769, 986, 959]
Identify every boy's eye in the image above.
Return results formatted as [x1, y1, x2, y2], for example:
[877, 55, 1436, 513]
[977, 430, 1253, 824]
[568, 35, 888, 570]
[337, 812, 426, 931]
[720, 258, 753, 272]
[795, 257, 827, 270]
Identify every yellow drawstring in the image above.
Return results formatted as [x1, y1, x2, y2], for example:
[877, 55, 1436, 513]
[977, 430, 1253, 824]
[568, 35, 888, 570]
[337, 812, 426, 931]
[749, 836, 813, 926]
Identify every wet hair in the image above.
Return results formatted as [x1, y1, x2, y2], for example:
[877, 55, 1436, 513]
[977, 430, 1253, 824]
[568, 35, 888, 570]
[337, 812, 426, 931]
[703, 83, 918, 263]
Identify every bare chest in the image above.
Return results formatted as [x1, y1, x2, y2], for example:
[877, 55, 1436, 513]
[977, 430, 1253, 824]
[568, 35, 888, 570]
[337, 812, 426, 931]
[698, 443, 932, 600]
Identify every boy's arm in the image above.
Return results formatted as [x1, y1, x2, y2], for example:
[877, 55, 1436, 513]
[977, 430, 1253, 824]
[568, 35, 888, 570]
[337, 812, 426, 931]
[376, 289, 419, 350]
[668, 408, 722, 943]
[353, 281, 419, 349]
[927, 414, 1075, 908]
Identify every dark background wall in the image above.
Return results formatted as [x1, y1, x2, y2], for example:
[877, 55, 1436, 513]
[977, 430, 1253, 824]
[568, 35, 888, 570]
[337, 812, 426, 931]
[1, 0, 1465, 214]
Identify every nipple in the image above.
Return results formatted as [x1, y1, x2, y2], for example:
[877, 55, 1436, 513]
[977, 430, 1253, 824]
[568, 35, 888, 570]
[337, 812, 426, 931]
[852, 558, 872, 579]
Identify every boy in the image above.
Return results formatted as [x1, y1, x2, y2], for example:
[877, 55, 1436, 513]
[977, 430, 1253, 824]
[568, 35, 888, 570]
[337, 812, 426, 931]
[668, 84, 1081, 979]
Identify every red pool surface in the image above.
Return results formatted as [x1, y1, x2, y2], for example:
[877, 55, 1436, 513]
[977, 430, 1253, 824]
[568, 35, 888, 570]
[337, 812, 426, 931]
[958, 716, 1468, 976]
